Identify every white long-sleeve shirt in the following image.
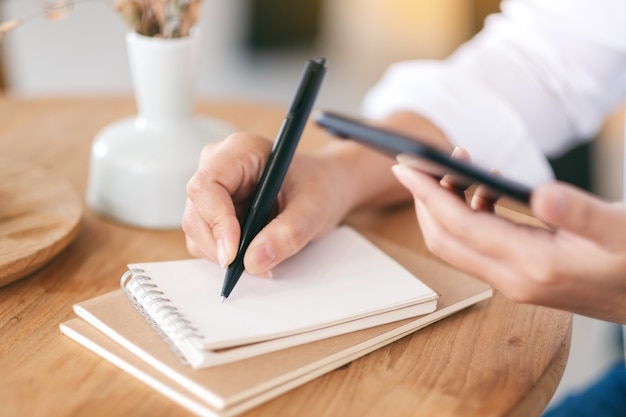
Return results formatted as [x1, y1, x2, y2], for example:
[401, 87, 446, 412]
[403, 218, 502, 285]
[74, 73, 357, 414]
[361, 0, 626, 188]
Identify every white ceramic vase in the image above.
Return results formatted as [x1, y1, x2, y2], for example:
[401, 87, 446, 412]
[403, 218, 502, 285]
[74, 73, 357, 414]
[86, 30, 233, 229]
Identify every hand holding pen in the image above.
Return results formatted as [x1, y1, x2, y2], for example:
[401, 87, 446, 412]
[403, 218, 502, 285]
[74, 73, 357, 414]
[220, 58, 327, 300]
[182, 56, 414, 294]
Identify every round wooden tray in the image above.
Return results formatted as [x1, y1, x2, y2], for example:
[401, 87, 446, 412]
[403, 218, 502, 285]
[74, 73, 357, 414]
[0, 159, 83, 287]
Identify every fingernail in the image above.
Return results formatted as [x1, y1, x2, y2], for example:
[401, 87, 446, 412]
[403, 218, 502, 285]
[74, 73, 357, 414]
[451, 146, 463, 158]
[547, 187, 567, 217]
[248, 241, 277, 273]
[256, 270, 274, 279]
[392, 164, 415, 189]
[216, 238, 228, 268]
[533, 183, 568, 223]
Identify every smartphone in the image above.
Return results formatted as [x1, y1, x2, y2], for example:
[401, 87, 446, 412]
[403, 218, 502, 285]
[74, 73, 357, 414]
[314, 110, 531, 205]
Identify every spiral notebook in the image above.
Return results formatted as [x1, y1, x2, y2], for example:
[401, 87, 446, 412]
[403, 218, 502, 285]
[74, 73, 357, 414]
[100, 226, 438, 368]
[60, 237, 493, 416]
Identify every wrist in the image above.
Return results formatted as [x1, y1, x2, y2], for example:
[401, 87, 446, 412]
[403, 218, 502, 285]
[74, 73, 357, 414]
[315, 110, 453, 212]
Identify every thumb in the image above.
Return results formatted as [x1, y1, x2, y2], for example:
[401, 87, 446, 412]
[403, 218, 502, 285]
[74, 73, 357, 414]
[531, 182, 616, 243]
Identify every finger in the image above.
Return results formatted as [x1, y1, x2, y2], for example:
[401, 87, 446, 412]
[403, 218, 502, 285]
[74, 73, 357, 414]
[193, 133, 272, 205]
[181, 198, 221, 263]
[185, 133, 273, 265]
[415, 198, 491, 270]
[440, 147, 472, 200]
[410, 171, 580, 307]
[185, 175, 242, 267]
[242, 173, 332, 274]
[243, 215, 309, 276]
[414, 199, 536, 301]
[394, 162, 554, 261]
[419, 191, 622, 312]
[243, 198, 328, 275]
[182, 198, 212, 250]
[398, 162, 626, 313]
[470, 168, 502, 212]
[531, 182, 624, 248]
[393, 162, 470, 212]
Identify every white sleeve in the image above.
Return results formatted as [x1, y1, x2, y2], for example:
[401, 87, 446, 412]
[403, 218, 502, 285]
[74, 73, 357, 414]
[361, 0, 626, 186]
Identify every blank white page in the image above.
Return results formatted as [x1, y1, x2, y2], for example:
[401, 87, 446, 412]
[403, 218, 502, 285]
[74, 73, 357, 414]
[127, 226, 437, 350]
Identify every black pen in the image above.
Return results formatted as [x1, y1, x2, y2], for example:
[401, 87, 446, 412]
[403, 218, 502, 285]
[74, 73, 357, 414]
[220, 58, 327, 301]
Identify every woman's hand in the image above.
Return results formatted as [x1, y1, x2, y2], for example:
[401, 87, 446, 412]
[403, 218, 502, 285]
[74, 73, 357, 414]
[183, 132, 360, 276]
[392, 150, 626, 324]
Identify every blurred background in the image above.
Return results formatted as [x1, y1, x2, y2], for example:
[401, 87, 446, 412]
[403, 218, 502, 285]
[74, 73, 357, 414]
[0, 0, 623, 410]
[0, 0, 483, 113]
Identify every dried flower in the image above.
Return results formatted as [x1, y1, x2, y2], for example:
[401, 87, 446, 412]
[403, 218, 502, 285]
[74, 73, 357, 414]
[0, 19, 21, 37]
[115, 0, 200, 38]
[42, 0, 74, 20]
[0, 0, 201, 40]
[0, 0, 78, 40]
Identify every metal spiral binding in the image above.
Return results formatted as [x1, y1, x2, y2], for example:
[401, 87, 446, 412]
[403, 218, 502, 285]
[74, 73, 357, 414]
[120, 268, 203, 364]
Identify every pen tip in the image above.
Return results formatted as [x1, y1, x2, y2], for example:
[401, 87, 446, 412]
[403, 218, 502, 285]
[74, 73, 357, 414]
[220, 296, 227, 303]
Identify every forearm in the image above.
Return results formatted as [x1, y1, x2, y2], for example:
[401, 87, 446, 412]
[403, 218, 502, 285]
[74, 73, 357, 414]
[360, 1, 626, 186]
[315, 111, 453, 211]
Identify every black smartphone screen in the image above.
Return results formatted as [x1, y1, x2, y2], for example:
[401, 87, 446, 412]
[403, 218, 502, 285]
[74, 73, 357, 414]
[314, 110, 531, 205]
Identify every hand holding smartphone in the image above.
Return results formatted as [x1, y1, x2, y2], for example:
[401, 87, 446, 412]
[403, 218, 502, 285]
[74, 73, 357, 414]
[314, 110, 531, 205]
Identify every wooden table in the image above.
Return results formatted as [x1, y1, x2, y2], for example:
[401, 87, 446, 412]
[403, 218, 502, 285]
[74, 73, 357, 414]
[0, 97, 571, 417]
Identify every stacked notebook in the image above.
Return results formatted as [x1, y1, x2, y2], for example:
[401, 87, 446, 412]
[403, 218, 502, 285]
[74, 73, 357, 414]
[60, 226, 492, 416]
